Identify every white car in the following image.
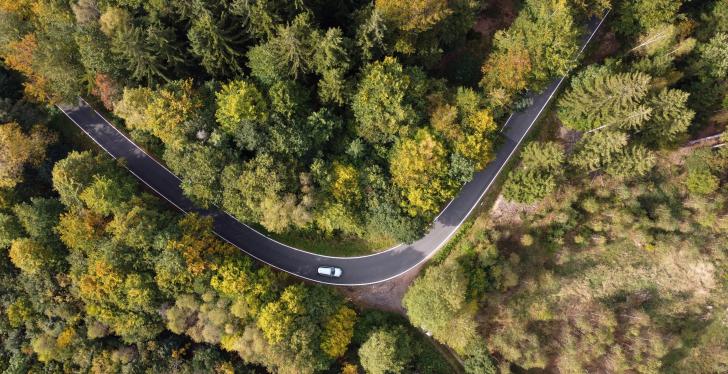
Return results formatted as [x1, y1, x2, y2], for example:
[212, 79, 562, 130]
[317, 266, 342, 278]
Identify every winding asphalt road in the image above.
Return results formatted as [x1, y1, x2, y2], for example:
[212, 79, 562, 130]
[58, 13, 607, 286]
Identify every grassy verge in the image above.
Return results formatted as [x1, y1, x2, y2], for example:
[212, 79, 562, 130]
[270, 230, 396, 257]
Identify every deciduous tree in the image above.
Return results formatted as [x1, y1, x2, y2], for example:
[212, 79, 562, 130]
[52, 151, 116, 210]
[617, 0, 682, 36]
[9, 238, 54, 274]
[480, 0, 580, 106]
[214, 80, 269, 150]
[329, 162, 360, 205]
[70, 0, 99, 26]
[352, 57, 425, 144]
[375, 0, 452, 32]
[259, 193, 311, 233]
[320, 305, 356, 358]
[390, 128, 449, 216]
[0, 212, 22, 248]
[359, 326, 414, 374]
[402, 263, 477, 354]
[79, 174, 135, 216]
[57, 210, 104, 252]
[113, 86, 154, 130]
[480, 46, 532, 107]
[115, 80, 202, 149]
[0, 122, 56, 188]
[164, 143, 226, 207]
[91, 73, 121, 111]
[221, 154, 287, 224]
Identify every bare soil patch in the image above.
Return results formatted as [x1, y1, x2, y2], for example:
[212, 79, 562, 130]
[336, 261, 426, 314]
[474, 0, 519, 39]
[490, 195, 537, 226]
[585, 30, 621, 65]
[558, 125, 582, 154]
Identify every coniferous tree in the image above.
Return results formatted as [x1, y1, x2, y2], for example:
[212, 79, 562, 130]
[111, 24, 182, 85]
[354, 5, 388, 62]
[696, 32, 728, 80]
[605, 145, 656, 178]
[617, 0, 682, 36]
[503, 142, 565, 203]
[247, 13, 316, 83]
[558, 66, 652, 132]
[188, 11, 246, 77]
[570, 130, 629, 172]
[642, 88, 693, 146]
[311, 28, 351, 105]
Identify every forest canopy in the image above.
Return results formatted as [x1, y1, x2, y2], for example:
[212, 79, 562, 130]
[404, 1, 728, 373]
[0, 0, 592, 250]
[3, 0, 727, 373]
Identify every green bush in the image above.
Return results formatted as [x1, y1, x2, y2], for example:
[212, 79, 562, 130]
[685, 168, 719, 195]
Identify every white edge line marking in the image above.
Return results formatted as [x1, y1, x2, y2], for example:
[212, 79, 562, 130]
[59, 104, 354, 286]
[499, 113, 514, 133]
[76, 97, 404, 259]
[345, 9, 612, 286]
[60, 12, 609, 286]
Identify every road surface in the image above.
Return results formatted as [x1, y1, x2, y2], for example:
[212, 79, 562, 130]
[58, 13, 607, 286]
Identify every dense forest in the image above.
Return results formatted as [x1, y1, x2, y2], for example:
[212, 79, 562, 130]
[0, 65, 454, 372]
[0, 0, 609, 252]
[0, 0, 497, 371]
[1, 0, 727, 373]
[402, 0, 728, 373]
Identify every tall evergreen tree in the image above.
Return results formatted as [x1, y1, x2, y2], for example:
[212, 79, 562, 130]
[570, 130, 629, 172]
[111, 24, 182, 85]
[503, 142, 565, 203]
[642, 88, 693, 146]
[605, 145, 656, 178]
[558, 66, 652, 132]
[187, 11, 247, 77]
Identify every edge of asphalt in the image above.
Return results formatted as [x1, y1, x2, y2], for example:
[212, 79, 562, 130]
[57, 10, 610, 286]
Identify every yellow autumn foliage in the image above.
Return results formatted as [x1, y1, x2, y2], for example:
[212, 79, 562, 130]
[320, 305, 357, 358]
